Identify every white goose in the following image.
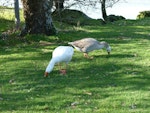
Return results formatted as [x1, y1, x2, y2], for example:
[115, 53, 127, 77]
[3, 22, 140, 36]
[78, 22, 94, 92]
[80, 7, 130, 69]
[44, 46, 74, 77]
[68, 38, 111, 58]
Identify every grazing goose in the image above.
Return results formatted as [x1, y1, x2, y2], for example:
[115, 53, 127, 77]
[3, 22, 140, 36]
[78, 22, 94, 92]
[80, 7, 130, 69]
[68, 38, 111, 58]
[44, 46, 74, 77]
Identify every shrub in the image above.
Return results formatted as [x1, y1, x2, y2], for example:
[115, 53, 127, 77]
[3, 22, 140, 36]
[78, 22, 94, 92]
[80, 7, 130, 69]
[106, 15, 125, 22]
[137, 11, 150, 19]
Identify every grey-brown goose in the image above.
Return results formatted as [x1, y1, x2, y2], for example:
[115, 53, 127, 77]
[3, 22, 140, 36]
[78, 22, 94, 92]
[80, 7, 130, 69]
[68, 38, 111, 58]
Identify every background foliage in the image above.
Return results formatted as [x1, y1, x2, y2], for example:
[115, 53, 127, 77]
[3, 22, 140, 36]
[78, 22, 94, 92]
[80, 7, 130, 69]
[137, 11, 150, 19]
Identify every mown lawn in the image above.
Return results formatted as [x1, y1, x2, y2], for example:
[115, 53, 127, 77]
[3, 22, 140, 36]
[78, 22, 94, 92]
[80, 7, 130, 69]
[0, 11, 150, 112]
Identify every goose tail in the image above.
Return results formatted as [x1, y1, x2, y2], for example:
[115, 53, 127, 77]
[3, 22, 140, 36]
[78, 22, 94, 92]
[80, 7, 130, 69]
[68, 42, 73, 45]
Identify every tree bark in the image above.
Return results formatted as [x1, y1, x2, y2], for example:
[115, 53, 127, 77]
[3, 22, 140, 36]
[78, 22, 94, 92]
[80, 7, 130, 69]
[14, 0, 20, 30]
[54, 0, 64, 11]
[20, 0, 56, 36]
[101, 0, 107, 22]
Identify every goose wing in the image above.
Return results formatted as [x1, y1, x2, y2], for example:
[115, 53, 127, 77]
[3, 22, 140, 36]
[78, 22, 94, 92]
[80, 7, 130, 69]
[69, 38, 100, 52]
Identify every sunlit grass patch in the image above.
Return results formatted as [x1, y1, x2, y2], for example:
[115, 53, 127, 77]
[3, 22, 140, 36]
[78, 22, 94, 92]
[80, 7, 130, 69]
[0, 9, 150, 113]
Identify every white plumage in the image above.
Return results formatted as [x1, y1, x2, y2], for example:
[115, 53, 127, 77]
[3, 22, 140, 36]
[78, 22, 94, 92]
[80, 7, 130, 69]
[44, 46, 74, 77]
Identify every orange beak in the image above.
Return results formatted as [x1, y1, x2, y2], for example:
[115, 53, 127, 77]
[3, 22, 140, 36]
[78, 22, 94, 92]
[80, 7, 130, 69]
[44, 72, 49, 77]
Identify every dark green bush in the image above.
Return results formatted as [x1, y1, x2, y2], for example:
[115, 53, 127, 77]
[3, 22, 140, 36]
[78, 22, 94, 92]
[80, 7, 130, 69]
[137, 11, 150, 19]
[106, 15, 125, 22]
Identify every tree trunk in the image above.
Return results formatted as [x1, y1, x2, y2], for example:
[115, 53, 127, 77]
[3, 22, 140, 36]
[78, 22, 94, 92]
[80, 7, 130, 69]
[20, 0, 56, 36]
[54, 0, 64, 11]
[14, 0, 20, 30]
[101, 0, 107, 22]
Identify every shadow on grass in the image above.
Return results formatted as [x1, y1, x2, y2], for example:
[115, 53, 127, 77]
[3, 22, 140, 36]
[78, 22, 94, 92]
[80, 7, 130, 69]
[0, 22, 150, 111]
[0, 48, 149, 112]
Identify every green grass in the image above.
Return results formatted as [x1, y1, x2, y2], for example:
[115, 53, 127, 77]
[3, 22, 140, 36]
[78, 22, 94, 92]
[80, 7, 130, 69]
[0, 9, 150, 112]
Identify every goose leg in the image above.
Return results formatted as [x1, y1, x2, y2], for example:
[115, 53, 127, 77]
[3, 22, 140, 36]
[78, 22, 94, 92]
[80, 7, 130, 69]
[59, 63, 67, 75]
[60, 69, 66, 75]
[83, 53, 93, 59]
[83, 53, 88, 58]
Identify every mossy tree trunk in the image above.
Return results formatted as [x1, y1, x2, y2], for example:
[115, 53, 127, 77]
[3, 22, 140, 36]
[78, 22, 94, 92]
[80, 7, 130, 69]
[21, 0, 56, 36]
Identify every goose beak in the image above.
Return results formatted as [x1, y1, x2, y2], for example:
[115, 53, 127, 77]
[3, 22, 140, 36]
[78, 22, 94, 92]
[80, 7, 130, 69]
[44, 72, 49, 77]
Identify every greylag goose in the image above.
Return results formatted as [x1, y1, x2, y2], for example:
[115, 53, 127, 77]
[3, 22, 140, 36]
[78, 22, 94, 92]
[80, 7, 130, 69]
[68, 38, 111, 58]
[44, 46, 74, 77]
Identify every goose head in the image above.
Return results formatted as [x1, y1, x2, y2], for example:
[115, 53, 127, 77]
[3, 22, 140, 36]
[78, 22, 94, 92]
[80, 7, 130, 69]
[106, 46, 111, 55]
[100, 41, 111, 55]
[44, 72, 49, 77]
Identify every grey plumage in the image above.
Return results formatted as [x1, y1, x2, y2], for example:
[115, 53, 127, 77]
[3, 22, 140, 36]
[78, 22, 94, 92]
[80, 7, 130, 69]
[68, 38, 111, 58]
